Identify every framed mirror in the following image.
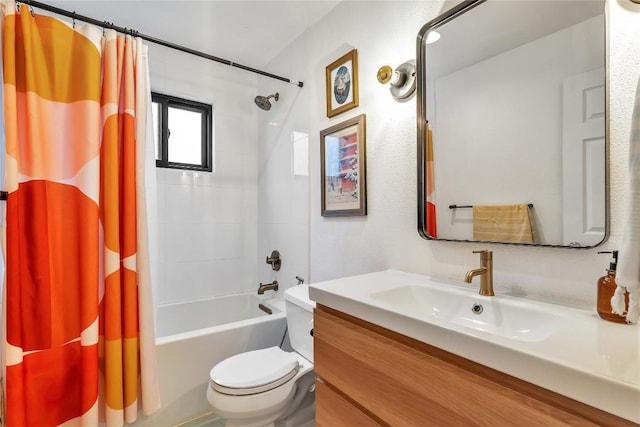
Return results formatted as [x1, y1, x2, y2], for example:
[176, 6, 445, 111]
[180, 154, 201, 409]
[416, 0, 607, 248]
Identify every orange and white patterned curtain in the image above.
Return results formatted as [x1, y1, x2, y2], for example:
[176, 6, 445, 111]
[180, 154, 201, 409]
[1, 2, 160, 425]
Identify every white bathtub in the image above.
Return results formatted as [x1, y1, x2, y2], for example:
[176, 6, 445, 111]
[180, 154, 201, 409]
[133, 293, 287, 426]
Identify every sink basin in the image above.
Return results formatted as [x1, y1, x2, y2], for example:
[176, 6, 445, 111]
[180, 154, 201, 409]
[369, 284, 562, 342]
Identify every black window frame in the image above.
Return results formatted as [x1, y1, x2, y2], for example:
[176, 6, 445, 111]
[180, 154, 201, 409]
[153, 92, 213, 172]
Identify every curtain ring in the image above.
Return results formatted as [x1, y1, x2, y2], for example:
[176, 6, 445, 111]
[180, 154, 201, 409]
[15, 1, 21, 13]
[72, 11, 76, 29]
[102, 21, 108, 37]
[27, 0, 34, 17]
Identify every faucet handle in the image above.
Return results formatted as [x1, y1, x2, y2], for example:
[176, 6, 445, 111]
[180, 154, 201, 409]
[266, 250, 281, 271]
[472, 250, 492, 260]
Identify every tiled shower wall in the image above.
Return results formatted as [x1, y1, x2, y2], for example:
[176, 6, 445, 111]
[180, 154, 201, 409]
[256, 34, 311, 299]
[147, 33, 312, 307]
[149, 44, 260, 305]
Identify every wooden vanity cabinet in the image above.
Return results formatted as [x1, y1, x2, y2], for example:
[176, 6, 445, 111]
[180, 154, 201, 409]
[313, 304, 637, 427]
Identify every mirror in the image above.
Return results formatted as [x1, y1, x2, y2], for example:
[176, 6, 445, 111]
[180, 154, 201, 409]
[416, 0, 607, 248]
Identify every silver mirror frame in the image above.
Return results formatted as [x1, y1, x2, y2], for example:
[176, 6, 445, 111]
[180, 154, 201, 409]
[416, 0, 609, 249]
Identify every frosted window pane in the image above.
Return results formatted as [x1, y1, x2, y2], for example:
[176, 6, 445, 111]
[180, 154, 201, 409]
[152, 102, 160, 160]
[168, 106, 202, 164]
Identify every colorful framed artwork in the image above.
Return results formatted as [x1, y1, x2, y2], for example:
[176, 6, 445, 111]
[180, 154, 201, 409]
[320, 114, 367, 217]
[325, 49, 359, 118]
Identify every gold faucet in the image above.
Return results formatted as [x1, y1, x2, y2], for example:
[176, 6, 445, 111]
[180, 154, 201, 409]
[464, 250, 494, 296]
[258, 280, 279, 295]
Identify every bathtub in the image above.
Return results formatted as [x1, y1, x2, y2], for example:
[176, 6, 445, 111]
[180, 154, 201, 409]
[133, 293, 287, 426]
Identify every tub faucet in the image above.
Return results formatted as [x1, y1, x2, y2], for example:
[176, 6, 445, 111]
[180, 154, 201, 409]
[464, 250, 494, 296]
[258, 280, 279, 295]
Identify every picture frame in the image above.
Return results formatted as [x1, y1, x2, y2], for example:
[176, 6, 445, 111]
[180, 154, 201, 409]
[325, 49, 359, 118]
[320, 114, 367, 217]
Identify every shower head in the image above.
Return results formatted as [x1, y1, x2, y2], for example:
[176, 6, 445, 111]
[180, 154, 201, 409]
[255, 92, 279, 110]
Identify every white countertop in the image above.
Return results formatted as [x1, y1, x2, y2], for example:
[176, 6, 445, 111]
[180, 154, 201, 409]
[309, 269, 640, 423]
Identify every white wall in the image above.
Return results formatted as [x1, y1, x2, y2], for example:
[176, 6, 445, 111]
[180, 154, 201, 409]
[294, 0, 640, 310]
[307, 1, 443, 283]
[149, 45, 260, 306]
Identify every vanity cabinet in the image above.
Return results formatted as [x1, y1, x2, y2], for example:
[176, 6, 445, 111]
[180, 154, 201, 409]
[314, 304, 637, 427]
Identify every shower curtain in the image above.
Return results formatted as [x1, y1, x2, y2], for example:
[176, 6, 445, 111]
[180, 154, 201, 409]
[1, 2, 160, 426]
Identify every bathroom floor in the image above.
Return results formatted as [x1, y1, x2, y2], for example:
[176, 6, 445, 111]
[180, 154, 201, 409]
[174, 412, 315, 427]
[174, 412, 225, 427]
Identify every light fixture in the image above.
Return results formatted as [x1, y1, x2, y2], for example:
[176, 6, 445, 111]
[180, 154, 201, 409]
[377, 60, 416, 101]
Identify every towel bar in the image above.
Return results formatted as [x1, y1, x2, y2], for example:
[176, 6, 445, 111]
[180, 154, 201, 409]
[449, 203, 533, 209]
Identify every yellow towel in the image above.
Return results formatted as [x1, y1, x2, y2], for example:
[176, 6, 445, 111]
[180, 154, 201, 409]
[472, 204, 534, 243]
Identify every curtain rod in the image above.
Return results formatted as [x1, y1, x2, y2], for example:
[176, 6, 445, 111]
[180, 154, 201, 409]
[24, 0, 304, 88]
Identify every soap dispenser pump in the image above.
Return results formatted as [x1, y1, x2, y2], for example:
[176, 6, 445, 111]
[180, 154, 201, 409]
[596, 251, 629, 323]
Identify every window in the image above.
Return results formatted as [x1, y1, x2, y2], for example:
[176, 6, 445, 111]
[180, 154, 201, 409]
[152, 93, 213, 172]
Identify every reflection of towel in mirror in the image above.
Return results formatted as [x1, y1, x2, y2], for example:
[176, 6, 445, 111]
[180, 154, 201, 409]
[613, 73, 640, 324]
[472, 204, 534, 243]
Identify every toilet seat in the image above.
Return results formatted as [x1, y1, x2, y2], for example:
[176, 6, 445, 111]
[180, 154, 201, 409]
[210, 347, 301, 396]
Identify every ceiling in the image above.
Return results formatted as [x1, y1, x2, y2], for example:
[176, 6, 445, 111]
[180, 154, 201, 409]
[45, 1, 341, 68]
[427, 1, 604, 79]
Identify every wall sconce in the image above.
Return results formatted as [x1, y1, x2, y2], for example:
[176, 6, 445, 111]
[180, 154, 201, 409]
[377, 60, 416, 101]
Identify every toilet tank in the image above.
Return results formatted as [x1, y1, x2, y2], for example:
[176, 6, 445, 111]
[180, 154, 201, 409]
[284, 285, 315, 362]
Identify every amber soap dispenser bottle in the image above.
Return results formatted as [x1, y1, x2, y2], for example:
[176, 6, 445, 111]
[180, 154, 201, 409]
[597, 251, 629, 323]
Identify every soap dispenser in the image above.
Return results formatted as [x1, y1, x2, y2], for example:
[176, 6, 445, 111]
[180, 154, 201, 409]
[596, 251, 629, 323]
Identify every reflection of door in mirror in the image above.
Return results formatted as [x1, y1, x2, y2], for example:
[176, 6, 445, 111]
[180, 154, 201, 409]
[562, 68, 605, 247]
[417, 0, 607, 248]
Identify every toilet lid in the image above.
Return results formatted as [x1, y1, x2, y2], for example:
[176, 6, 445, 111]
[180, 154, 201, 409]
[210, 347, 300, 396]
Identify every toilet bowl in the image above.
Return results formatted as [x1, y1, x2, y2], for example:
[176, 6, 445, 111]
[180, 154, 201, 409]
[206, 285, 316, 427]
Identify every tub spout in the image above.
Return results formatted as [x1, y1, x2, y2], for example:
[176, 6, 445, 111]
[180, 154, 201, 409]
[258, 280, 279, 295]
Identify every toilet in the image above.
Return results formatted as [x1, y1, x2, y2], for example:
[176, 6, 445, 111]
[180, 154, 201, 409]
[206, 285, 316, 427]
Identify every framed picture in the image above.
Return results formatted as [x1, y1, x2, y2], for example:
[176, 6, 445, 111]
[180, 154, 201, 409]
[325, 49, 359, 118]
[320, 114, 367, 217]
